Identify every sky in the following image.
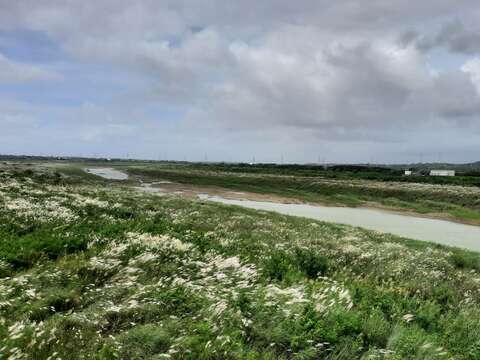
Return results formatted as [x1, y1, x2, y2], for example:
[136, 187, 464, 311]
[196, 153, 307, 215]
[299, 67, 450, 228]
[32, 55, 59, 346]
[1, 1, 480, 164]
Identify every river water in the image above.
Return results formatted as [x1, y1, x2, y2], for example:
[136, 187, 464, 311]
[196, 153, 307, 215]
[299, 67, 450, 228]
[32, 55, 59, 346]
[202, 195, 480, 252]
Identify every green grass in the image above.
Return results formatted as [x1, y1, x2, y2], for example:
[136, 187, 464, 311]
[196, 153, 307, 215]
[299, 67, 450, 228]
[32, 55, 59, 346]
[1, 163, 480, 359]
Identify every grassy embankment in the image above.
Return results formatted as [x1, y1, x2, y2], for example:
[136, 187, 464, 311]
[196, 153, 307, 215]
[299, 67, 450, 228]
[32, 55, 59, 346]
[0, 163, 480, 359]
[125, 165, 480, 224]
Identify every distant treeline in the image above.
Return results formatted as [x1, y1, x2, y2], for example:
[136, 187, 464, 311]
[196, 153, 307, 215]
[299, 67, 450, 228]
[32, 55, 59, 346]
[181, 162, 480, 187]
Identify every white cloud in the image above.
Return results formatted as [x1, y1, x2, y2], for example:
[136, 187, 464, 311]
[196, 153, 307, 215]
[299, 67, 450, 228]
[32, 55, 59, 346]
[462, 57, 480, 94]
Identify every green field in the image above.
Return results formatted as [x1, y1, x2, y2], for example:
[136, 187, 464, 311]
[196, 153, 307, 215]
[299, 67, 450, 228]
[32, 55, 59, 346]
[1, 162, 480, 359]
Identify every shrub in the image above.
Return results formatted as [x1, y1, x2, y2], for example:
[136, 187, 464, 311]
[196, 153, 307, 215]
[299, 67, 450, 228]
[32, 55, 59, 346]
[450, 251, 480, 271]
[117, 324, 171, 359]
[431, 285, 457, 307]
[294, 248, 329, 278]
[145, 286, 204, 316]
[441, 309, 480, 358]
[415, 301, 441, 331]
[361, 309, 392, 347]
[387, 324, 441, 358]
[29, 291, 81, 321]
[263, 251, 297, 282]
[263, 248, 329, 282]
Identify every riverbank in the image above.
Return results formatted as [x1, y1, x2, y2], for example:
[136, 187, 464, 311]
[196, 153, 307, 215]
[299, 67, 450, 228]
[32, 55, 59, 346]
[126, 166, 480, 225]
[83, 166, 480, 250]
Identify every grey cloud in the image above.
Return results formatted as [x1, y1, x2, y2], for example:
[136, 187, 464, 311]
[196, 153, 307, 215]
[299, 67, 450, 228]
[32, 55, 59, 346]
[397, 30, 420, 48]
[436, 21, 480, 54]
[428, 71, 480, 118]
[416, 20, 480, 54]
[1, 0, 480, 162]
[1, 1, 476, 39]
[201, 41, 429, 132]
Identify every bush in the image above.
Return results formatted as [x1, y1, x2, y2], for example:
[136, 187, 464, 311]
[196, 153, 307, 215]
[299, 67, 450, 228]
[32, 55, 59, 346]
[146, 286, 203, 316]
[450, 251, 480, 271]
[416, 301, 441, 331]
[294, 248, 329, 278]
[431, 285, 457, 307]
[441, 309, 480, 358]
[263, 251, 297, 282]
[361, 309, 392, 347]
[117, 324, 171, 359]
[29, 291, 81, 321]
[263, 248, 329, 282]
[387, 325, 440, 358]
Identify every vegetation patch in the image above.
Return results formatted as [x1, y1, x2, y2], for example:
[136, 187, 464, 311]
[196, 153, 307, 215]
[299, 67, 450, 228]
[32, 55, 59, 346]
[0, 163, 479, 359]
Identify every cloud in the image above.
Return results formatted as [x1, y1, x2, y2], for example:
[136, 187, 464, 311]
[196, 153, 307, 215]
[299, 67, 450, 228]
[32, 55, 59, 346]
[189, 36, 477, 137]
[462, 57, 480, 93]
[435, 21, 480, 54]
[0, 52, 60, 82]
[0, 0, 480, 162]
[413, 20, 480, 55]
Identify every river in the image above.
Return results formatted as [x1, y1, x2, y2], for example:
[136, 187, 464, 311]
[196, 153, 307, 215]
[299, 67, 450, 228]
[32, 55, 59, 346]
[86, 168, 480, 251]
[201, 195, 480, 252]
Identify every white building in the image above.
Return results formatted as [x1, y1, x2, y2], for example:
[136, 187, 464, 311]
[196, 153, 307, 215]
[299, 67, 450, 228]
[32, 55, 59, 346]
[430, 170, 455, 177]
[404, 170, 412, 176]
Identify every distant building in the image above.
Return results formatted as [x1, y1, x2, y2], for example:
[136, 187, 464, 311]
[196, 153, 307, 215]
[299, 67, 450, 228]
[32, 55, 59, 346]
[430, 170, 455, 177]
[404, 170, 412, 176]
